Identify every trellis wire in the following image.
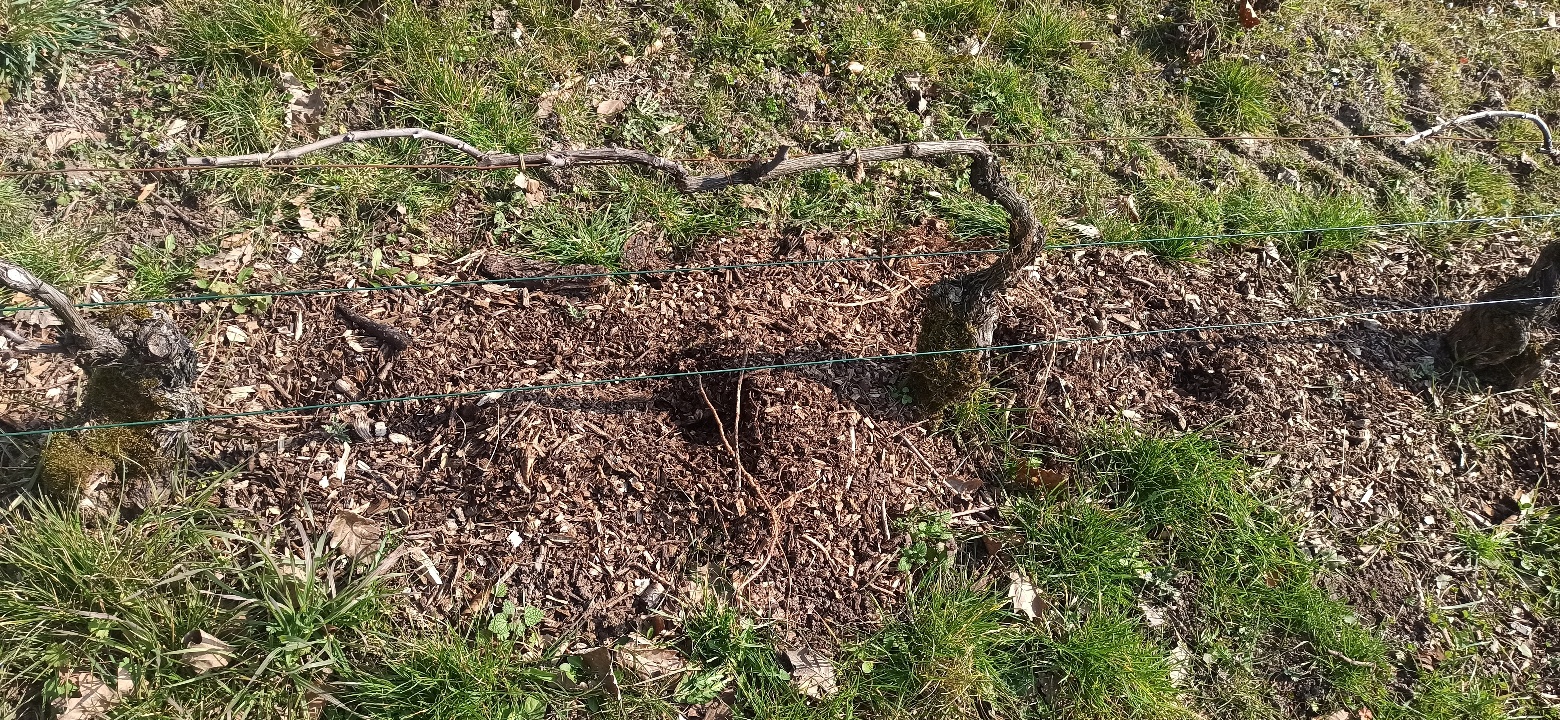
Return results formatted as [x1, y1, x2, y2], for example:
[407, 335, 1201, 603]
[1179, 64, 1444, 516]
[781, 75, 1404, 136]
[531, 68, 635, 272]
[5, 212, 1557, 315]
[4, 293, 1554, 440]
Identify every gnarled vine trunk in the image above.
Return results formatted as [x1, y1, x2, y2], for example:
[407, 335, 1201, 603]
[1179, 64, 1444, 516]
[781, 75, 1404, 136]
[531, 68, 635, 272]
[2, 260, 199, 507]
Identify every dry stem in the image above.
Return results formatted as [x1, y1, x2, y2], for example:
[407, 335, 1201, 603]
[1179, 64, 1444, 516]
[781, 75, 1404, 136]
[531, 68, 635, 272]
[1403, 110, 1555, 155]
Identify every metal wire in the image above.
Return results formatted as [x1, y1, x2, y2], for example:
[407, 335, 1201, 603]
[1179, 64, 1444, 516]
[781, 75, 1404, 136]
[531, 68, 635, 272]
[6, 212, 1556, 314]
[4, 293, 1553, 439]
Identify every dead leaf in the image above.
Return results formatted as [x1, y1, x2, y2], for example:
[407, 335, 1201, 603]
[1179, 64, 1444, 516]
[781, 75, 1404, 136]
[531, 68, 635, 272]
[328, 509, 383, 559]
[135, 183, 157, 203]
[1057, 219, 1101, 238]
[1121, 195, 1141, 222]
[1357, 708, 1375, 720]
[581, 646, 621, 697]
[847, 61, 865, 74]
[45, 127, 105, 153]
[1235, 0, 1259, 28]
[312, 37, 350, 60]
[1140, 603, 1167, 628]
[1013, 462, 1067, 493]
[616, 644, 686, 682]
[596, 98, 627, 116]
[54, 669, 132, 720]
[182, 630, 234, 673]
[225, 325, 249, 344]
[1007, 571, 1048, 620]
[1312, 711, 1349, 720]
[280, 72, 326, 133]
[784, 648, 837, 699]
[296, 207, 339, 240]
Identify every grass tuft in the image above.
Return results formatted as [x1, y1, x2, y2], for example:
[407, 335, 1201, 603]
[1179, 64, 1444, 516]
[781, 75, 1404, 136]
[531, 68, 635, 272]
[504, 203, 635, 267]
[1188, 59, 1274, 134]
[1041, 612, 1183, 720]
[0, 180, 101, 293]
[1004, 6, 1078, 67]
[1005, 498, 1145, 611]
[190, 70, 287, 154]
[939, 194, 1010, 241]
[856, 571, 1036, 719]
[169, 0, 332, 78]
[0, 0, 113, 95]
[343, 635, 572, 720]
[910, 0, 999, 38]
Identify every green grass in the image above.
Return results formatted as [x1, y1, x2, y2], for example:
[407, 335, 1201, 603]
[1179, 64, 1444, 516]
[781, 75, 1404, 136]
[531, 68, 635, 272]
[341, 635, 576, 720]
[503, 203, 636, 267]
[1187, 60, 1275, 134]
[909, 0, 999, 39]
[684, 0, 795, 74]
[854, 571, 1037, 719]
[0, 499, 228, 709]
[938, 194, 1010, 241]
[0, 0, 113, 96]
[190, 70, 287, 154]
[1004, 5, 1078, 67]
[1083, 427, 1389, 700]
[1039, 612, 1183, 720]
[683, 600, 817, 718]
[0, 179, 101, 293]
[0, 490, 396, 718]
[128, 235, 194, 299]
[1382, 670, 1506, 720]
[168, 0, 333, 79]
[1005, 497, 1146, 611]
[1277, 193, 1376, 262]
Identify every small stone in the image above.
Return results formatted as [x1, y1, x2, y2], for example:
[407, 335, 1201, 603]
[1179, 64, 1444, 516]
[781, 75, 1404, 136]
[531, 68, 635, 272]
[373, 421, 387, 438]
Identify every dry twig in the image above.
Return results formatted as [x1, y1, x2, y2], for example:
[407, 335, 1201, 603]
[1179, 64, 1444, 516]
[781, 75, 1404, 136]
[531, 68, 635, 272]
[1403, 110, 1555, 156]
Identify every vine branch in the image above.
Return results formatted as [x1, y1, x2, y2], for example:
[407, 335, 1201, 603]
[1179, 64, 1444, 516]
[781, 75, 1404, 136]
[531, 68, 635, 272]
[1403, 110, 1555, 156]
[0, 259, 125, 361]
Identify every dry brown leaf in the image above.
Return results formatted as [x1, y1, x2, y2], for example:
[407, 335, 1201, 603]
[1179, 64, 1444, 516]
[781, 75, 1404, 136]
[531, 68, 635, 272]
[54, 669, 132, 720]
[182, 630, 234, 673]
[580, 646, 621, 697]
[45, 128, 105, 153]
[1357, 708, 1375, 720]
[1312, 711, 1349, 720]
[1235, 0, 1260, 28]
[135, 183, 157, 203]
[1013, 462, 1067, 493]
[596, 98, 627, 116]
[784, 648, 837, 699]
[616, 644, 686, 682]
[280, 72, 326, 133]
[1007, 571, 1048, 620]
[328, 509, 383, 559]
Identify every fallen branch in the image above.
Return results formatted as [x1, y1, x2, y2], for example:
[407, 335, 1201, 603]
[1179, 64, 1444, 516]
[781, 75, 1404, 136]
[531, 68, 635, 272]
[189, 131, 1042, 413]
[1403, 110, 1556, 156]
[335, 303, 413, 352]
